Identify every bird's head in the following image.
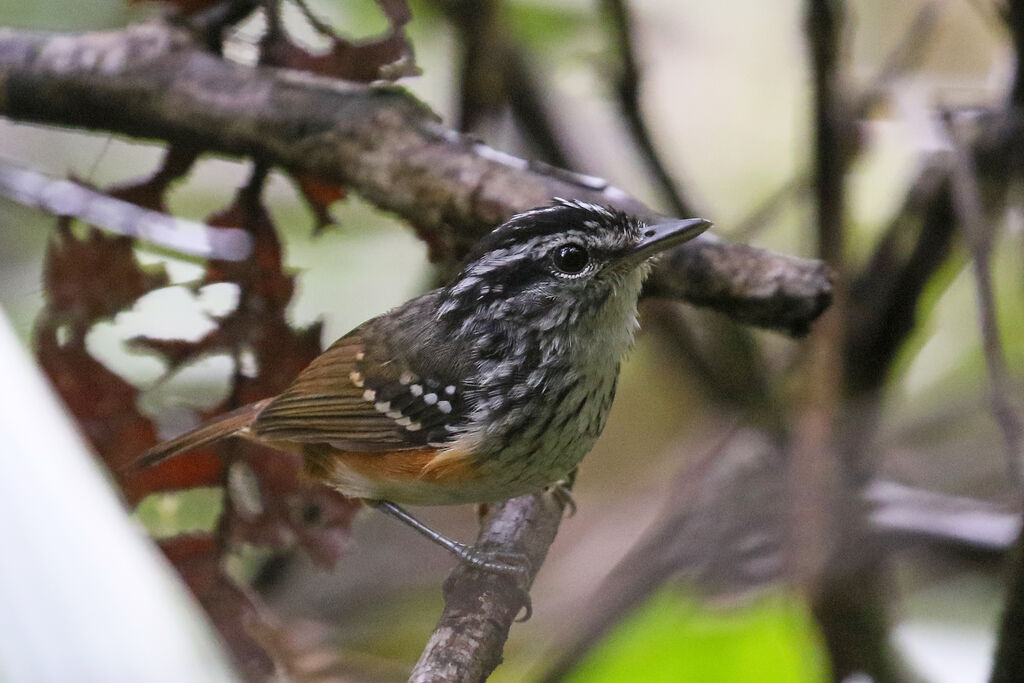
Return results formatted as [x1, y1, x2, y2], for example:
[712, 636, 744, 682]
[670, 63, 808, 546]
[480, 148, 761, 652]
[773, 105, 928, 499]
[436, 199, 710, 332]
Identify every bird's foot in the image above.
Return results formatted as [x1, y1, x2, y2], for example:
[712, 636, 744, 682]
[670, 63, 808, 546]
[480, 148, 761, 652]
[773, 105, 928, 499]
[450, 542, 533, 621]
[546, 480, 577, 517]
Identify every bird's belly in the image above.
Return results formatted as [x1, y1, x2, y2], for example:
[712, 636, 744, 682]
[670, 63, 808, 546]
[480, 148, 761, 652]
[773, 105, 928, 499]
[311, 372, 616, 506]
[468, 372, 618, 499]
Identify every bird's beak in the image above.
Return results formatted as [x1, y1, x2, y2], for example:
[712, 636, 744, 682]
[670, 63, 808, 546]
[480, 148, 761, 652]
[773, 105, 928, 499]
[627, 217, 712, 262]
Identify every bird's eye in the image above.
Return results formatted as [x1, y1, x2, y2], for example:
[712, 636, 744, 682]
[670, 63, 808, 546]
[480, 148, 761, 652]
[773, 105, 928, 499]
[552, 244, 590, 275]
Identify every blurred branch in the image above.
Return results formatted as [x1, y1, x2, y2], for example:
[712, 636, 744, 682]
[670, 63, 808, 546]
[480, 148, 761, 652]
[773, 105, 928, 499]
[856, 0, 945, 115]
[801, 2, 920, 681]
[600, 0, 696, 217]
[728, 0, 944, 242]
[438, 0, 504, 133]
[537, 428, 1014, 682]
[946, 113, 1024, 483]
[410, 492, 567, 683]
[0, 156, 252, 261]
[0, 22, 831, 336]
[642, 301, 781, 428]
[795, 0, 845, 584]
[867, 479, 1020, 552]
[503, 48, 575, 170]
[538, 428, 785, 683]
[844, 155, 957, 397]
[432, 0, 574, 168]
[992, 529, 1024, 683]
[806, 0, 847, 266]
[989, 6, 1024, 680]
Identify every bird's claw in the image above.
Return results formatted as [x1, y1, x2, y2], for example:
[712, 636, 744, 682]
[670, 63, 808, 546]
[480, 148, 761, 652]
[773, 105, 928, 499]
[452, 543, 533, 620]
[547, 480, 577, 517]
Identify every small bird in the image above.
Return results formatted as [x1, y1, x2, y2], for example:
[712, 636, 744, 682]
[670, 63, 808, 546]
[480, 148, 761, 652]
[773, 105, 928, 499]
[137, 199, 709, 577]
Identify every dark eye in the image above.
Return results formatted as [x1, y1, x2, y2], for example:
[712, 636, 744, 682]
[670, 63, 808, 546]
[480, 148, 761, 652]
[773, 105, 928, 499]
[552, 244, 590, 274]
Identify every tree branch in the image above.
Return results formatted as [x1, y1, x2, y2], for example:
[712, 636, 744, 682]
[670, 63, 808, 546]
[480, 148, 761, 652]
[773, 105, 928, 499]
[410, 492, 565, 683]
[0, 22, 831, 336]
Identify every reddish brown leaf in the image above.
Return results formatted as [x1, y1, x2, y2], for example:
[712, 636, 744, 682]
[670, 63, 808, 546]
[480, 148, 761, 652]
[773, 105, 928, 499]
[197, 179, 359, 565]
[265, 32, 417, 82]
[104, 146, 199, 212]
[36, 155, 360, 677]
[37, 324, 158, 487]
[260, 0, 418, 82]
[43, 221, 168, 333]
[293, 174, 346, 233]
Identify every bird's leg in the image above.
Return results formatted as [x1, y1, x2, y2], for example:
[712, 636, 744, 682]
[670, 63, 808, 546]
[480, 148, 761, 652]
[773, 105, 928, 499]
[545, 481, 577, 517]
[546, 467, 578, 517]
[370, 500, 533, 620]
[369, 500, 531, 578]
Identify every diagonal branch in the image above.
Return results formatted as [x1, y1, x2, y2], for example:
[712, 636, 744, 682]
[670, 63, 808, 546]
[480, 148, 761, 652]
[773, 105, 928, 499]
[0, 22, 831, 336]
[410, 492, 566, 682]
[946, 113, 1024, 484]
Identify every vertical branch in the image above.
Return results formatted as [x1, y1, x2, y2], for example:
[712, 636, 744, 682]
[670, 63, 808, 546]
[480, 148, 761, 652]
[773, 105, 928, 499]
[503, 49, 575, 169]
[444, 0, 505, 133]
[992, 533, 1024, 683]
[600, 0, 697, 217]
[806, 0, 846, 266]
[791, 0, 847, 588]
[799, 2, 916, 681]
[980, 6, 1024, 681]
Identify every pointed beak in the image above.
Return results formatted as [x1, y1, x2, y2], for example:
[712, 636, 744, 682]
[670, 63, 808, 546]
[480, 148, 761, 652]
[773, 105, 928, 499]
[627, 217, 712, 262]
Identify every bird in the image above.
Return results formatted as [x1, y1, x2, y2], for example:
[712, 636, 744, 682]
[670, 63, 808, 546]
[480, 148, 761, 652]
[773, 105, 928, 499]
[136, 199, 710, 581]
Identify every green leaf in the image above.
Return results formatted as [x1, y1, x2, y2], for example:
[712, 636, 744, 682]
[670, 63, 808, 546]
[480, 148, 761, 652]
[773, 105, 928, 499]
[564, 588, 830, 683]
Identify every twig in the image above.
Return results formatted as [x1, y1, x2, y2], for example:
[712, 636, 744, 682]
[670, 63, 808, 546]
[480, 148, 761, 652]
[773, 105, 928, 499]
[946, 112, 1024, 485]
[866, 479, 1020, 552]
[855, 0, 945, 117]
[600, 0, 696, 218]
[0, 157, 252, 261]
[409, 492, 566, 683]
[0, 22, 832, 335]
[289, 0, 342, 42]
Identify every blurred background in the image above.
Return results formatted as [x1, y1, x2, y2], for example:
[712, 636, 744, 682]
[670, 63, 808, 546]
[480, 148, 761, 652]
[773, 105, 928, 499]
[2, 0, 1023, 681]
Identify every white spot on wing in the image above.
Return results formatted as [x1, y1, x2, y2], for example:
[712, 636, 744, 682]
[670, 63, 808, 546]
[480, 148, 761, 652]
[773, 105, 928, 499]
[350, 371, 364, 388]
[437, 401, 452, 414]
[362, 389, 376, 401]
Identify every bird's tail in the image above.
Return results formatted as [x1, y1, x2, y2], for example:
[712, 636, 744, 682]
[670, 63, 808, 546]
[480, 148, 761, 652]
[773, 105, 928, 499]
[134, 398, 273, 469]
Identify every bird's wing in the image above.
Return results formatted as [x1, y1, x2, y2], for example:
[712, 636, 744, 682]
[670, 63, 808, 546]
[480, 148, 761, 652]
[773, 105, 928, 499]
[251, 330, 467, 451]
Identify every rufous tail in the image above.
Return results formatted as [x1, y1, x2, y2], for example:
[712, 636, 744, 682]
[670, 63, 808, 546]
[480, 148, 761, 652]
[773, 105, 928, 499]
[134, 398, 273, 469]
